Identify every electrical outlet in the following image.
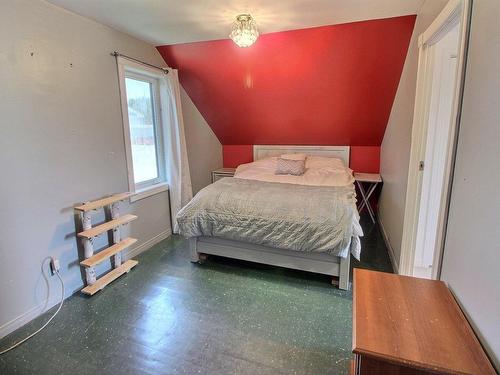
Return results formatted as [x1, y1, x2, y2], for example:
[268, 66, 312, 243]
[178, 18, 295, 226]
[50, 258, 60, 275]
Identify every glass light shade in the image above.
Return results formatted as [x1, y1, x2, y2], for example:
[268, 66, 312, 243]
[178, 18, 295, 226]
[229, 14, 259, 47]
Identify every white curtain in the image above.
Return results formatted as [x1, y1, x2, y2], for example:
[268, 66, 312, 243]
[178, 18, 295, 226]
[160, 69, 193, 233]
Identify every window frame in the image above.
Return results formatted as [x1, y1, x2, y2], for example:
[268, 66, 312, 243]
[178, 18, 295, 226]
[117, 58, 168, 202]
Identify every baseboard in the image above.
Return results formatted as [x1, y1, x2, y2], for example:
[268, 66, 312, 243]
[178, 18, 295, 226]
[123, 229, 172, 260]
[0, 295, 62, 340]
[377, 214, 399, 274]
[0, 229, 171, 341]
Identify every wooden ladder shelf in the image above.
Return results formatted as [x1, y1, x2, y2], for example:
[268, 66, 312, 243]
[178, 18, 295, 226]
[75, 192, 138, 296]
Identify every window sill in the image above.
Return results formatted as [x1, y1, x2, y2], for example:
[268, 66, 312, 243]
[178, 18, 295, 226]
[130, 182, 169, 203]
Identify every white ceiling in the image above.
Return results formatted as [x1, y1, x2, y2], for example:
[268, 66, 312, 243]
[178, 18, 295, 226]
[45, 0, 425, 46]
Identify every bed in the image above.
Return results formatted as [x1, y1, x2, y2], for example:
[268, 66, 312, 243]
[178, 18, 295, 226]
[177, 145, 363, 290]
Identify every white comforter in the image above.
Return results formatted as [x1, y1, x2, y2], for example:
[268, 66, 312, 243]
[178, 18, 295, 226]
[177, 177, 362, 258]
[177, 154, 363, 258]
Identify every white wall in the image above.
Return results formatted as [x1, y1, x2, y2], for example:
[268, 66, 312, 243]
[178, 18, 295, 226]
[181, 88, 222, 194]
[440, 0, 500, 367]
[379, 0, 499, 367]
[0, 0, 220, 338]
[378, 0, 448, 266]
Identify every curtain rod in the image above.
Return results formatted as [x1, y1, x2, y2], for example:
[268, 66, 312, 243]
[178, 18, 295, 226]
[111, 51, 169, 74]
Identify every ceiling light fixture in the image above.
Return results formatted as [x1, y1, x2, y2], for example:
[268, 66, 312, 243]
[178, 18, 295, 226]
[229, 14, 259, 47]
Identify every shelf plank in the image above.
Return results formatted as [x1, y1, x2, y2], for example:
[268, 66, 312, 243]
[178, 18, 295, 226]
[80, 237, 137, 267]
[77, 214, 137, 239]
[75, 192, 131, 212]
[81, 260, 138, 296]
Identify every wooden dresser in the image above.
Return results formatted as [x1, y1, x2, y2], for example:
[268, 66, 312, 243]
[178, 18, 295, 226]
[352, 269, 496, 375]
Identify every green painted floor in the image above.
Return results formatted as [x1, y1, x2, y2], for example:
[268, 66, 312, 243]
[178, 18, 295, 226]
[0, 214, 392, 375]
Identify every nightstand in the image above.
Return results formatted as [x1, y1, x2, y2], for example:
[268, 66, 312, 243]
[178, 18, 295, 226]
[354, 172, 382, 223]
[211, 168, 236, 183]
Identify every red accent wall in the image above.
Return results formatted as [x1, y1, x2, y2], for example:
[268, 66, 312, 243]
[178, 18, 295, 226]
[223, 145, 254, 168]
[157, 16, 415, 172]
[350, 146, 381, 173]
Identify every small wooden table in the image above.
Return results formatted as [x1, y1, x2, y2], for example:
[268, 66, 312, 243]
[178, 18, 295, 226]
[352, 269, 496, 375]
[211, 168, 236, 183]
[354, 173, 382, 223]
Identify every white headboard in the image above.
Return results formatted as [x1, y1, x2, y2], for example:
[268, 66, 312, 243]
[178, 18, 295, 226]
[253, 145, 350, 167]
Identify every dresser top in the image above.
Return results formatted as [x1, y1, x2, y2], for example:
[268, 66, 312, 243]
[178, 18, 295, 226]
[353, 269, 495, 374]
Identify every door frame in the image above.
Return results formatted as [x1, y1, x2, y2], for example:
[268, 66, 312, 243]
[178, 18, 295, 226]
[399, 0, 472, 278]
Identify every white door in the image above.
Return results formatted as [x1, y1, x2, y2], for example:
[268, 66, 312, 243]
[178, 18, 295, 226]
[400, 0, 470, 279]
[413, 23, 460, 279]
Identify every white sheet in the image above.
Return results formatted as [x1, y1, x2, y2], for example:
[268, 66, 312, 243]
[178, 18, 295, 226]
[235, 156, 354, 187]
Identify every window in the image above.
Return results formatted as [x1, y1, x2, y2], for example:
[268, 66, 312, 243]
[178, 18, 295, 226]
[118, 59, 168, 201]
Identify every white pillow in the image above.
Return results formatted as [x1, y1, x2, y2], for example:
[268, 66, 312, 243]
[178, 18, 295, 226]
[275, 158, 306, 176]
[306, 156, 345, 170]
[280, 153, 307, 161]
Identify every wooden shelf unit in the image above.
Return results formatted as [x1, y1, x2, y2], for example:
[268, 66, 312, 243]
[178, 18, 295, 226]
[75, 192, 138, 295]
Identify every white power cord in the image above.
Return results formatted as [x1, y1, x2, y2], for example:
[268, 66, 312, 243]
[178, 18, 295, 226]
[0, 257, 65, 355]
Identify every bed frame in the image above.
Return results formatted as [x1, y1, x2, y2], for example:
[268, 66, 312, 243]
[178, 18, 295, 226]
[189, 145, 352, 290]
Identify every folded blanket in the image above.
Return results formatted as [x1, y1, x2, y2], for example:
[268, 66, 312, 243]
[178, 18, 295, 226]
[177, 177, 363, 259]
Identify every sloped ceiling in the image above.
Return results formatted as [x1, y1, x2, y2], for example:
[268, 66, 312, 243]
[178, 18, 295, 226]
[157, 15, 416, 146]
[45, 0, 423, 45]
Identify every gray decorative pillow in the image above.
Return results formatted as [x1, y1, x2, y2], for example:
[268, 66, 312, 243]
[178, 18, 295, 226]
[275, 158, 306, 176]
